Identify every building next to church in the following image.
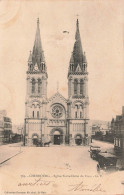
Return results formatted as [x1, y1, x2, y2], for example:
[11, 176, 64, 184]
[0, 110, 12, 145]
[24, 18, 90, 146]
[111, 106, 124, 155]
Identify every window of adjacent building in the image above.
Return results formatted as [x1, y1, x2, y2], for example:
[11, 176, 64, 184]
[118, 139, 121, 147]
[38, 79, 41, 93]
[74, 79, 78, 94]
[75, 112, 77, 118]
[32, 78, 35, 93]
[80, 112, 82, 118]
[80, 79, 83, 95]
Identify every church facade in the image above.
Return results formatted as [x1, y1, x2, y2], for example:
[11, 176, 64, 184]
[24, 18, 91, 146]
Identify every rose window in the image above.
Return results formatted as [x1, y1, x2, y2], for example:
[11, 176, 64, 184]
[51, 105, 63, 118]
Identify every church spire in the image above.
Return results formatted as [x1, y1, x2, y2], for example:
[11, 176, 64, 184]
[73, 19, 84, 69]
[68, 19, 88, 76]
[32, 18, 45, 67]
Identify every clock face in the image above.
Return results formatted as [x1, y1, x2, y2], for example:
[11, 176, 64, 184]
[34, 64, 39, 71]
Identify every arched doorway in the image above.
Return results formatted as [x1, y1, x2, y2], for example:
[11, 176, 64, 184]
[50, 129, 63, 145]
[75, 134, 83, 145]
[32, 134, 39, 146]
[54, 131, 61, 145]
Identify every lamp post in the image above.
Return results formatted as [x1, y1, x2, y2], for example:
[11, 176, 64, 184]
[18, 127, 23, 143]
[40, 119, 42, 146]
[84, 118, 88, 146]
[23, 118, 26, 146]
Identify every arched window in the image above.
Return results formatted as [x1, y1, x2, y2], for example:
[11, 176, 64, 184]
[32, 111, 34, 118]
[32, 78, 35, 93]
[74, 79, 78, 94]
[80, 79, 83, 95]
[75, 105, 78, 109]
[38, 79, 41, 93]
[37, 111, 39, 118]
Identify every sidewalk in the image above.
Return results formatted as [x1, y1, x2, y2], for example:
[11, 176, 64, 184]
[0, 142, 23, 165]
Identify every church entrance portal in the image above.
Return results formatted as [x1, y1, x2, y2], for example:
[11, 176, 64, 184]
[51, 129, 63, 145]
[75, 134, 83, 145]
[54, 135, 61, 145]
[32, 134, 39, 146]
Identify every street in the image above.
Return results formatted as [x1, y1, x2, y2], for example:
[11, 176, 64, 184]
[0, 142, 124, 195]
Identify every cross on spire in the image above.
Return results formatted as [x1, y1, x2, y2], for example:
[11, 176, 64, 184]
[37, 18, 39, 24]
[76, 14, 79, 19]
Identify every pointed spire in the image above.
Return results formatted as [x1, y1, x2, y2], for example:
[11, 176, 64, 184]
[72, 19, 84, 70]
[75, 19, 80, 40]
[68, 19, 88, 77]
[32, 18, 45, 67]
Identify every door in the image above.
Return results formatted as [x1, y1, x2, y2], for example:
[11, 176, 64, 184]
[33, 138, 38, 146]
[54, 135, 61, 145]
[75, 138, 82, 145]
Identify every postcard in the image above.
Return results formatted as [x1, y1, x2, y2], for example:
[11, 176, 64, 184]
[0, 0, 124, 195]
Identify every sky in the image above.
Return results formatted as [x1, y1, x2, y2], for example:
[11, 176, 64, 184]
[0, 0, 124, 124]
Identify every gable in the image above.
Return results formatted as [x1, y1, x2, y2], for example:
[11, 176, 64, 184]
[48, 92, 67, 104]
[75, 64, 82, 72]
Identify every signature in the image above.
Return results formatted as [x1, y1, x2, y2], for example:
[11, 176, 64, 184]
[18, 178, 55, 187]
[68, 181, 106, 192]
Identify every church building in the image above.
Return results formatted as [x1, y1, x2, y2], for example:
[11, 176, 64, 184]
[24, 18, 90, 146]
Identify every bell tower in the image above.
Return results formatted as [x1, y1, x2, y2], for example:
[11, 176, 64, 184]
[25, 18, 48, 145]
[67, 19, 90, 145]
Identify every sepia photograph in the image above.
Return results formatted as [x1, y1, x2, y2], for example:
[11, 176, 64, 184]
[0, 0, 124, 194]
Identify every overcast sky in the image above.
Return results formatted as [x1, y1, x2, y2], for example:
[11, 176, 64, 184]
[0, 0, 124, 124]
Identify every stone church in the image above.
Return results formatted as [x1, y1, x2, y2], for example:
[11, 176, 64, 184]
[25, 18, 90, 146]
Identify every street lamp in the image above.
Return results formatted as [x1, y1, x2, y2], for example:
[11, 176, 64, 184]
[84, 118, 88, 145]
[23, 118, 27, 146]
[40, 118, 42, 146]
[18, 127, 23, 142]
